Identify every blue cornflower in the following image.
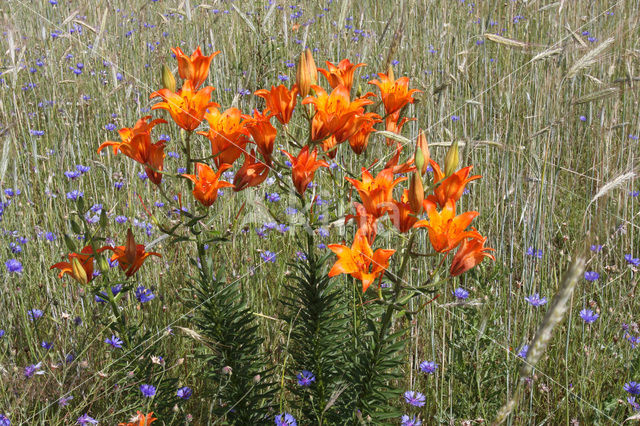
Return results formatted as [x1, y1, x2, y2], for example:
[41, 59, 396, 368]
[138, 171, 148, 180]
[525, 293, 547, 307]
[30, 129, 45, 136]
[628, 396, 640, 412]
[0, 330, 4, 338]
[4, 188, 20, 197]
[285, 207, 298, 215]
[403, 390, 426, 407]
[168, 151, 180, 158]
[5, 259, 23, 273]
[317, 228, 329, 238]
[95, 285, 123, 303]
[452, 287, 469, 300]
[526, 247, 543, 259]
[41, 341, 53, 350]
[625, 254, 640, 267]
[177, 386, 192, 399]
[66, 190, 84, 201]
[154, 201, 165, 208]
[105, 335, 123, 349]
[0, 414, 9, 426]
[9, 243, 21, 254]
[624, 382, 640, 395]
[28, 309, 43, 321]
[579, 309, 599, 324]
[76, 413, 98, 425]
[76, 165, 90, 174]
[278, 75, 289, 82]
[277, 224, 290, 234]
[140, 384, 156, 397]
[58, 395, 73, 406]
[135, 286, 155, 303]
[451, 115, 460, 122]
[275, 413, 297, 426]
[261, 251, 277, 263]
[590, 244, 603, 252]
[64, 170, 81, 180]
[517, 345, 529, 359]
[104, 123, 116, 131]
[24, 362, 43, 378]
[114, 182, 124, 190]
[584, 271, 599, 281]
[115, 215, 128, 224]
[419, 361, 438, 374]
[266, 192, 281, 202]
[401, 415, 422, 426]
[297, 370, 316, 386]
[579, 115, 587, 122]
[296, 251, 307, 261]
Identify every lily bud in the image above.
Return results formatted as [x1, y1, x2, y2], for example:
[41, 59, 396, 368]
[98, 255, 110, 273]
[296, 48, 317, 98]
[387, 63, 395, 81]
[415, 131, 430, 175]
[162, 64, 176, 92]
[71, 256, 88, 285]
[125, 229, 137, 265]
[444, 140, 459, 177]
[408, 172, 424, 214]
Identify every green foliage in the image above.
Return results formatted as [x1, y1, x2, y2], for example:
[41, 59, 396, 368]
[189, 268, 276, 424]
[281, 233, 350, 424]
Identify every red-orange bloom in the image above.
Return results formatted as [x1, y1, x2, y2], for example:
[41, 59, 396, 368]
[171, 46, 219, 88]
[254, 85, 298, 125]
[345, 202, 377, 244]
[282, 146, 329, 195]
[390, 189, 421, 233]
[317, 59, 366, 92]
[198, 107, 249, 169]
[183, 163, 234, 207]
[450, 235, 495, 277]
[118, 411, 157, 426]
[346, 167, 407, 218]
[369, 72, 420, 115]
[383, 143, 416, 175]
[243, 109, 277, 163]
[328, 230, 395, 293]
[150, 79, 219, 131]
[348, 112, 381, 155]
[302, 85, 373, 142]
[427, 160, 482, 208]
[97, 116, 167, 185]
[415, 200, 481, 253]
[50, 246, 95, 285]
[98, 230, 161, 277]
[233, 150, 270, 191]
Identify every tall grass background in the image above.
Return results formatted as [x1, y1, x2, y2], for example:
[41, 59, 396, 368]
[0, 0, 639, 424]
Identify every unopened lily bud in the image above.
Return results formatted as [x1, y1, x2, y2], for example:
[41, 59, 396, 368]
[408, 172, 424, 214]
[71, 256, 88, 285]
[162, 64, 176, 92]
[125, 229, 137, 265]
[415, 131, 430, 175]
[296, 48, 317, 98]
[444, 140, 459, 177]
[98, 255, 110, 273]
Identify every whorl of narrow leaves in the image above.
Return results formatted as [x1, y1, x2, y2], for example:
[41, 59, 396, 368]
[344, 305, 407, 421]
[281, 234, 349, 424]
[189, 272, 276, 424]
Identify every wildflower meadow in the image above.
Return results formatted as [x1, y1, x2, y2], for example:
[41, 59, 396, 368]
[0, 0, 639, 425]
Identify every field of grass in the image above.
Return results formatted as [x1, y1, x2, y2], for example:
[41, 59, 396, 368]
[0, 0, 639, 424]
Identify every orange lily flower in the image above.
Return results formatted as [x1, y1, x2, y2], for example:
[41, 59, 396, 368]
[98, 230, 161, 277]
[390, 189, 421, 233]
[119, 411, 157, 426]
[198, 107, 249, 169]
[243, 109, 277, 163]
[345, 202, 377, 244]
[415, 200, 481, 253]
[346, 167, 407, 218]
[328, 229, 395, 293]
[321, 135, 339, 159]
[384, 111, 414, 146]
[302, 85, 373, 142]
[450, 235, 495, 277]
[183, 163, 234, 207]
[318, 59, 366, 92]
[427, 160, 481, 208]
[150, 79, 219, 131]
[369, 72, 420, 115]
[383, 143, 416, 175]
[233, 150, 270, 191]
[50, 246, 95, 285]
[282, 146, 329, 195]
[171, 46, 219, 88]
[97, 117, 166, 185]
[347, 112, 381, 155]
[254, 85, 298, 125]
